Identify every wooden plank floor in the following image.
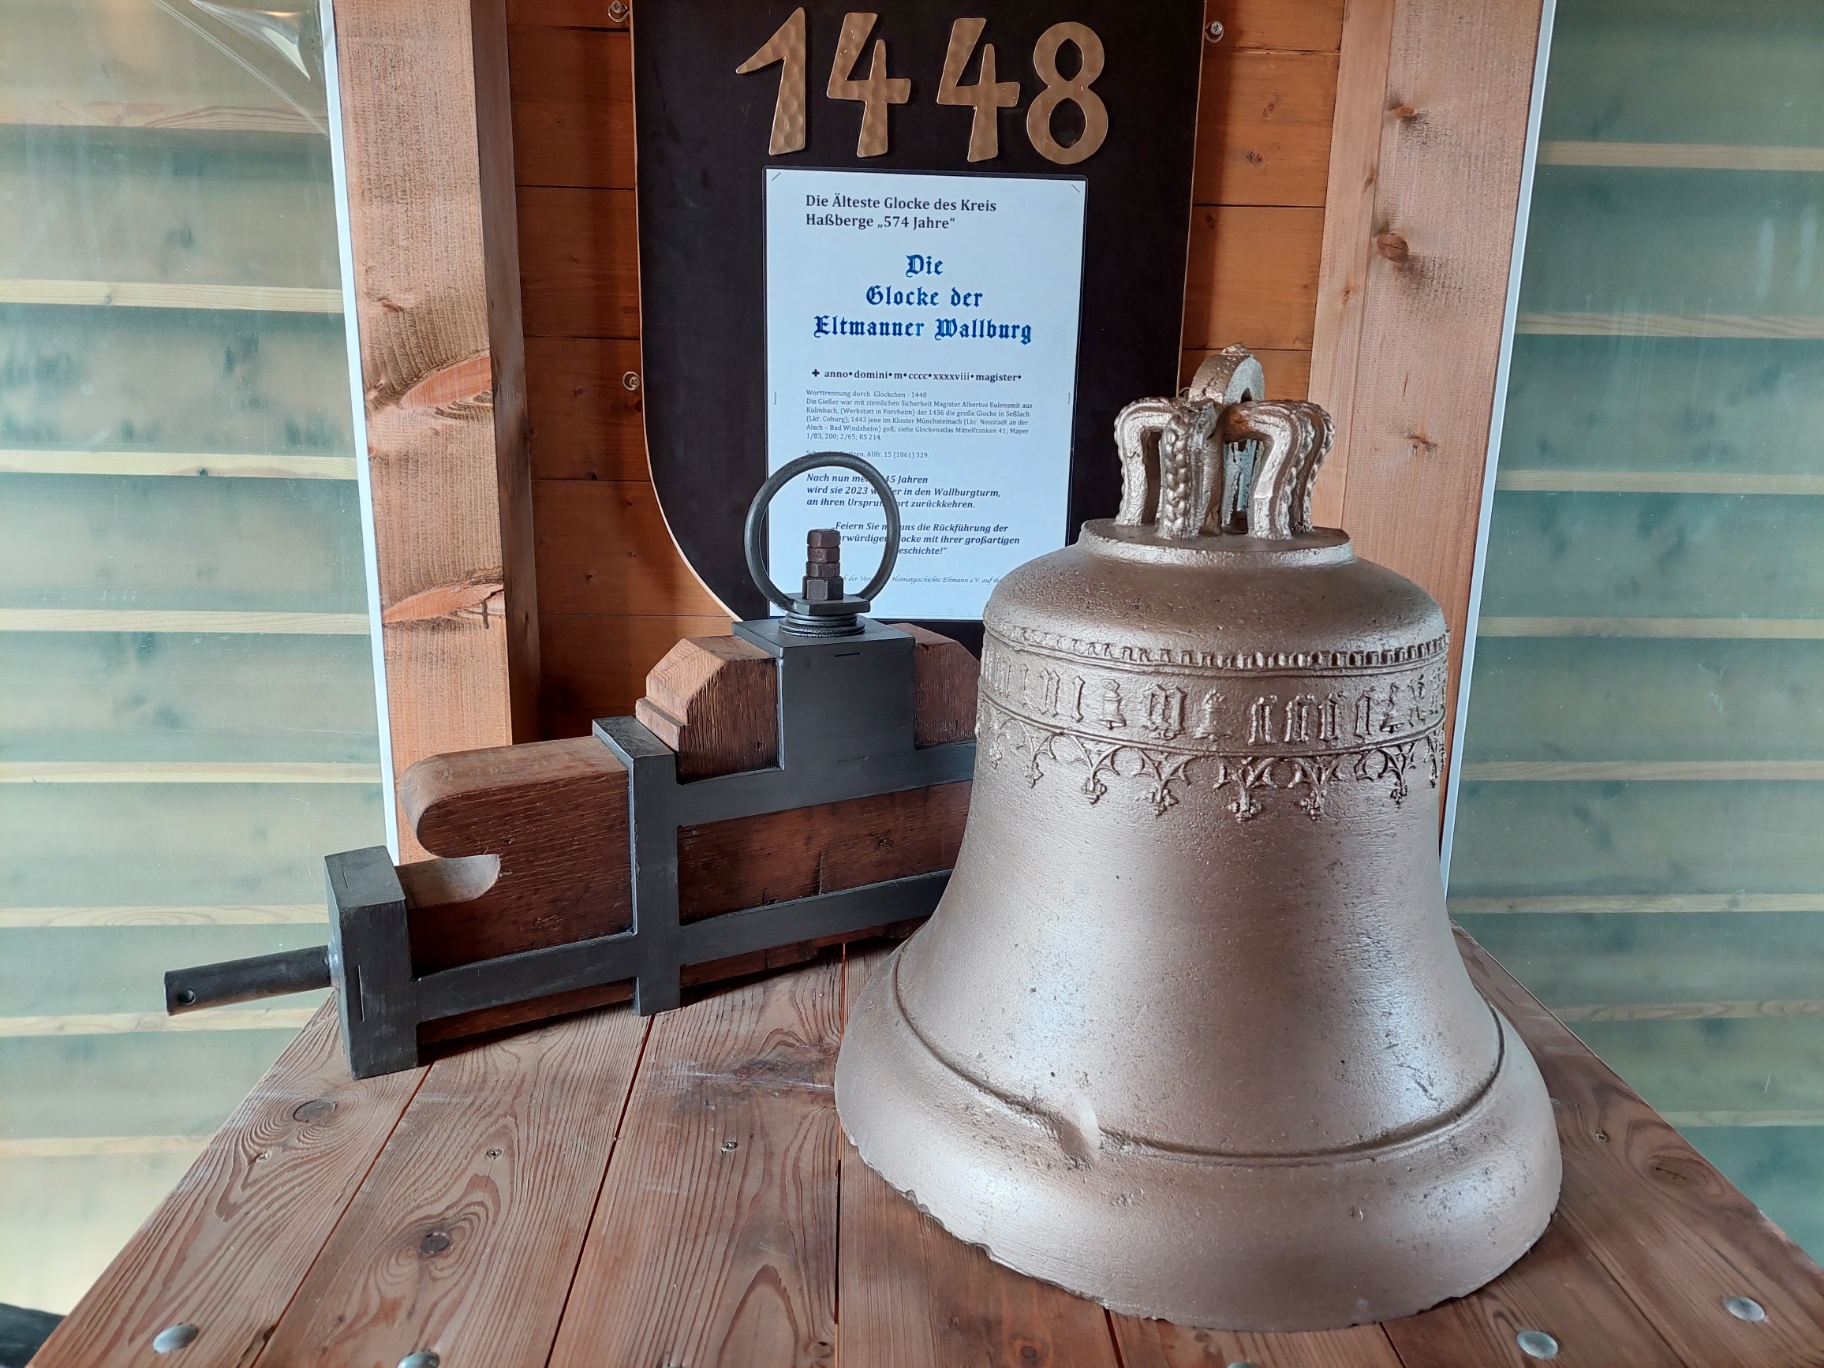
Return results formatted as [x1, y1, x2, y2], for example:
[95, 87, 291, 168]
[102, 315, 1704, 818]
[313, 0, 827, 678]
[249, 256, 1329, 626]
[33, 931, 1824, 1368]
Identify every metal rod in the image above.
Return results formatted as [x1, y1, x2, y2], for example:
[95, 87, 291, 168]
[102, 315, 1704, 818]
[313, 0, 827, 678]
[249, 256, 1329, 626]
[165, 946, 332, 1015]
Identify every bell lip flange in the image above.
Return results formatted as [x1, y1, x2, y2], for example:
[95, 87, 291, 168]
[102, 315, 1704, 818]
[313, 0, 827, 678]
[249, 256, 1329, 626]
[1078, 520, 1354, 568]
[834, 944, 1563, 1332]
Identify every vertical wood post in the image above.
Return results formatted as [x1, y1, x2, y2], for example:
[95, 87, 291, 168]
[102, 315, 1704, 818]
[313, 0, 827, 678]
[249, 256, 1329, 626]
[1307, 0, 1549, 797]
[330, 0, 538, 856]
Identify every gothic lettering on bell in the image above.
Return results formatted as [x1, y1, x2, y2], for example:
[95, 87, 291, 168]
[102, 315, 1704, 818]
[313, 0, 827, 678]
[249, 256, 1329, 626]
[1354, 690, 1375, 741]
[1282, 694, 1318, 744]
[1248, 695, 1278, 745]
[1316, 696, 1340, 743]
[1027, 666, 1087, 724]
[1143, 685, 1187, 739]
[1097, 678, 1126, 729]
[1381, 683, 1402, 734]
[1191, 689, 1223, 740]
[1036, 667, 1063, 717]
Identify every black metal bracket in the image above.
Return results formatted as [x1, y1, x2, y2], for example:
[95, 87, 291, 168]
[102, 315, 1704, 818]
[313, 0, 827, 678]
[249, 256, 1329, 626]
[307, 615, 975, 1077]
[168, 454, 977, 1078]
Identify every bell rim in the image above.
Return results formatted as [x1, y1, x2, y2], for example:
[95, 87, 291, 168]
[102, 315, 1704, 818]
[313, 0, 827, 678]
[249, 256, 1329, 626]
[835, 942, 1563, 1331]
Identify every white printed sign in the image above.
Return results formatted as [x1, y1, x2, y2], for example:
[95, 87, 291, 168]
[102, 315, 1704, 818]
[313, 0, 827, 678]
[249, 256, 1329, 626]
[764, 166, 1087, 619]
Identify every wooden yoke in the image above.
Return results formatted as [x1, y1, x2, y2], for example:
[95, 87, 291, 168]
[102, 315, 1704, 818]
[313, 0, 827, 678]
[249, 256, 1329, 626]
[398, 624, 976, 1049]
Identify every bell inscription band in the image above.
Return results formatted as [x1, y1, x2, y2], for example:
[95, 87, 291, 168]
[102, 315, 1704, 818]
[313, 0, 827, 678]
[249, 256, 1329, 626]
[835, 347, 1561, 1330]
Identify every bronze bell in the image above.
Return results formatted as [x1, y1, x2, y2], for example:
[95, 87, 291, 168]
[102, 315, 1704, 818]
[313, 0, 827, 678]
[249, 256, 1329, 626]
[834, 347, 1561, 1330]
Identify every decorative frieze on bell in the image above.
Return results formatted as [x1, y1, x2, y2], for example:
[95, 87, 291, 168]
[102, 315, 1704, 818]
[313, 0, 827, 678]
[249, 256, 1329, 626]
[835, 346, 1561, 1331]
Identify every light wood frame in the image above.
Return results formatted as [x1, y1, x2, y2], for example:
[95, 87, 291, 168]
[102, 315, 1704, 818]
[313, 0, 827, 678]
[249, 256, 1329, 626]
[326, 0, 540, 858]
[1308, 0, 1553, 798]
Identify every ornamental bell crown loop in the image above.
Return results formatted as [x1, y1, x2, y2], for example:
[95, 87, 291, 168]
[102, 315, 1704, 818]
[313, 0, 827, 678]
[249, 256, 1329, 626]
[833, 344, 1562, 1331]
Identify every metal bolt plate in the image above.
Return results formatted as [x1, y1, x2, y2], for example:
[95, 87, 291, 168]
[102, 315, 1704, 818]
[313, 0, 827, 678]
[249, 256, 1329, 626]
[1725, 1295, 1767, 1322]
[1205, 18, 1224, 41]
[152, 1322, 199, 1353]
[1516, 1329, 1560, 1359]
[398, 1353, 441, 1368]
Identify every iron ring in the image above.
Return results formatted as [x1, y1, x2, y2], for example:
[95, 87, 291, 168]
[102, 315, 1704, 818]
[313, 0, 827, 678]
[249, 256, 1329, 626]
[743, 452, 902, 611]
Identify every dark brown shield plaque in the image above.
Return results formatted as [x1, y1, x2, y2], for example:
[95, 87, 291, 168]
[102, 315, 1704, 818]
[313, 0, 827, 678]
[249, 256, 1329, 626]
[632, 0, 1204, 643]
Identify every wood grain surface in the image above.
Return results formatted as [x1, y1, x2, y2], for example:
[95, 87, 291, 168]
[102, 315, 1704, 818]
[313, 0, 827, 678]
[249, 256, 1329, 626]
[46, 932, 1824, 1367]
[1381, 1217, 1683, 1367]
[680, 783, 971, 922]
[540, 613, 738, 735]
[636, 634, 779, 780]
[335, 0, 526, 853]
[524, 335, 647, 481]
[252, 1007, 646, 1368]
[517, 185, 640, 339]
[1329, 0, 1548, 787]
[476, 0, 544, 745]
[1113, 1316, 1403, 1368]
[1183, 206, 1326, 351]
[838, 947, 1124, 1368]
[903, 624, 980, 747]
[400, 736, 630, 971]
[1304, 0, 1396, 528]
[509, 24, 634, 191]
[547, 960, 844, 1368]
[30, 1007, 425, 1368]
[1195, 50, 1340, 208]
[1216, 0, 1346, 52]
[533, 478, 725, 617]
[1460, 930, 1824, 1367]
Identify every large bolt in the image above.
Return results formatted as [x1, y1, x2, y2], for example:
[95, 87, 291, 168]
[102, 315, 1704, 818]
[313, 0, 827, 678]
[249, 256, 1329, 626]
[801, 529, 844, 603]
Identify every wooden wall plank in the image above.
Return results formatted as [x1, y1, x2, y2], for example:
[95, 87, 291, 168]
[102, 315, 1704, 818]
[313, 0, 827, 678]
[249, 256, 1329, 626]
[1193, 50, 1340, 208]
[1183, 206, 1325, 351]
[837, 947, 1124, 1368]
[509, 24, 633, 190]
[506, 0, 627, 28]
[525, 337, 647, 480]
[475, 0, 543, 745]
[1305, 0, 1396, 527]
[252, 1008, 646, 1368]
[547, 961, 842, 1368]
[532, 479, 722, 617]
[31, 1008, 425, 1368]
[1329, 0, 1546, 778]
[1459, 930, 1824, 1365]
[517, 186, 640, 339]
[334, 0, 533, 851]
[1217, 0, 1347, 52]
